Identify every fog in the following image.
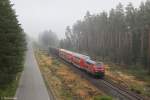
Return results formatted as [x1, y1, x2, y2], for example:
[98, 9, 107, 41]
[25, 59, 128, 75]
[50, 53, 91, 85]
[10, 0, 145, 39]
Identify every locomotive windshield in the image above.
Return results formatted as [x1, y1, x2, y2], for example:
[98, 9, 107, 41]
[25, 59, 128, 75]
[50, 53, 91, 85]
[96, 62, 103, 67]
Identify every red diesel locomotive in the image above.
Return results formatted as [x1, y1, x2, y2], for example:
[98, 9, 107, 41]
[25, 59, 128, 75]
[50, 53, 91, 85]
[59, 49, 105, 78]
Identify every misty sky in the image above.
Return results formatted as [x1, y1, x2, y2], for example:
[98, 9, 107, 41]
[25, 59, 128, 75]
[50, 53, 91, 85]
[10, 0, 146, 39]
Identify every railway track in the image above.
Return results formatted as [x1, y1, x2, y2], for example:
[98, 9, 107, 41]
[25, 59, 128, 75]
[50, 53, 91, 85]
[100, 79, 145, 100]
[50, 54, 146, 100]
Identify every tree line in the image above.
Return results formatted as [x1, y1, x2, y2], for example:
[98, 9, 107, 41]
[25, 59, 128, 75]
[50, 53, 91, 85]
[38, 30, 59, 50]
[60, 0, 150, 72]
[0, 0, 26, 87]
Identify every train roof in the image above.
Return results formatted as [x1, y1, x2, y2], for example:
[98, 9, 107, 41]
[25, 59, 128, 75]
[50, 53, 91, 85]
[59, 49, 90, 60]
[86, 59, 103, 65]
[73, 52, 90, 59]
[86, 59, 96, 64]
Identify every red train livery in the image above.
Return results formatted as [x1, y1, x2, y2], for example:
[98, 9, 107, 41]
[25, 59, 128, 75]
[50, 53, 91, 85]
[59, 49, 105, 78]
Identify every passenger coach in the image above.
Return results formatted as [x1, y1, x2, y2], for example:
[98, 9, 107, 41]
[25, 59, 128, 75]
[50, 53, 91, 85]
[59, 49, 105, 78]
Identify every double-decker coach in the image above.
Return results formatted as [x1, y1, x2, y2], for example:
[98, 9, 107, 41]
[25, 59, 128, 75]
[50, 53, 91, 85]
[72, 52, 90, 69]
[59, 49, 73, 63]
[58, 48, 105, 78]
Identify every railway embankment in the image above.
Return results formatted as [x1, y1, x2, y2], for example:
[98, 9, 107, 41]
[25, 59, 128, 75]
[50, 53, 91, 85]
[35, 49, 112, 100]
[104, 63, 150, 99]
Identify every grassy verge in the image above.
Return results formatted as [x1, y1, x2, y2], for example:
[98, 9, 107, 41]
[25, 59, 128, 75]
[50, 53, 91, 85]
[35, 49, 113, 100]
[0, 73, 21, 97]
[104, 62, 150, 98]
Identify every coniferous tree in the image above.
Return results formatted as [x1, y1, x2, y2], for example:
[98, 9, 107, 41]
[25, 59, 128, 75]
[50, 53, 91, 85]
[60, 1, 150, 72]
[39, 30, 59, 50]
[0, 0, 26, 86]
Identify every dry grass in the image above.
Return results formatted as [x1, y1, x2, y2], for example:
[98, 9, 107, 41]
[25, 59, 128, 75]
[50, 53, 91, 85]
[35, 50, 107, 100]
[105, 64, 150, 98]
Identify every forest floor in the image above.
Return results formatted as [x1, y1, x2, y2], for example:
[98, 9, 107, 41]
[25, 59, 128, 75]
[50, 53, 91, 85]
[104, 62, 150, 98]
[35, 50, 112, 100]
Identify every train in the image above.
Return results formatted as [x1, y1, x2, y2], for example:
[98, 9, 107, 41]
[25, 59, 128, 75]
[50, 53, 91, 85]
[49, 47, 105, 78]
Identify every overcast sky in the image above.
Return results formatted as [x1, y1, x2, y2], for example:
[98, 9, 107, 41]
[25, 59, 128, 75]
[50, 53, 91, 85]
[10, 0, 146, 39]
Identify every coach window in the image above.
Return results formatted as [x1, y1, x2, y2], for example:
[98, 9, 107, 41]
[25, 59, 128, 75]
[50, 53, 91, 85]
[86, 61, 93, 66]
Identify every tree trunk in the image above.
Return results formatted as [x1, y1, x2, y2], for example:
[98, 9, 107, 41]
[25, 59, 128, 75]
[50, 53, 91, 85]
[148, 30, 150, 73]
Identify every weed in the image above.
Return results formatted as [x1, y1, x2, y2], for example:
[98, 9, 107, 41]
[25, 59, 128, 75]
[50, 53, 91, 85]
[94, 95, 113, 100]
[52, 59, 60, 66]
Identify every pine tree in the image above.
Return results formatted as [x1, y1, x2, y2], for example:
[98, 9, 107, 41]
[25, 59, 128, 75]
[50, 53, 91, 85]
[60, 1, 150, 72]
[0, 0, 26, 86]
